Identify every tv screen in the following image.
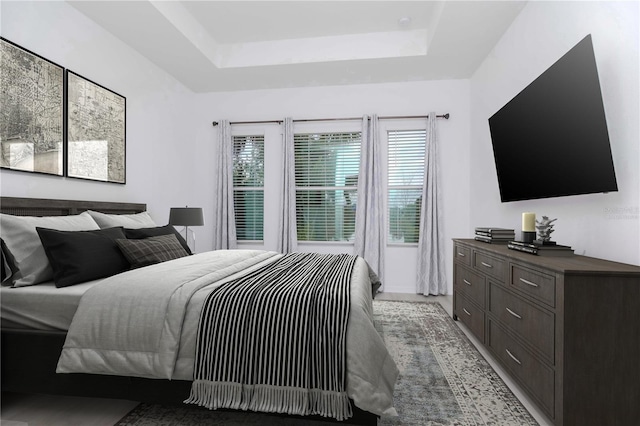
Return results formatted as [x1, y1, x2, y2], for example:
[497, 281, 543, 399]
[488, 34, 617, 202]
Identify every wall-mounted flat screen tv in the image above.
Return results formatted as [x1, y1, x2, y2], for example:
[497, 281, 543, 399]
[488, 34, 617, 202]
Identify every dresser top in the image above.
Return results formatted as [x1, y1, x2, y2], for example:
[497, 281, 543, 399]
[454, 238, 640, 276]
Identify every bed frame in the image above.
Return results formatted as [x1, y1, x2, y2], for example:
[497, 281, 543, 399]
[0, 196, 377, 425]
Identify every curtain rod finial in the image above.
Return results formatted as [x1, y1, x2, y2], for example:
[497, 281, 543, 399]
[443, 113, 450, 120]
[212, 121, 218, 127]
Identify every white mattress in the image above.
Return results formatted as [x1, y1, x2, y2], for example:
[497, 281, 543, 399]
[0, 280, 102, 330]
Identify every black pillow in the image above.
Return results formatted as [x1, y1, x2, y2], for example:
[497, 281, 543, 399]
[116, 234, 189, 269]
[124, 225, 192, 255]
[1, 238, 19, 285]
[36, 226, 130, 288]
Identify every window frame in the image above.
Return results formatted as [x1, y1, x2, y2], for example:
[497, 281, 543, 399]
[293, 120, 362, 245]
[379, 119, 428, 247]
[231, 129, 266, 244]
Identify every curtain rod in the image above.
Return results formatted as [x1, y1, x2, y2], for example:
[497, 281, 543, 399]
[211, 113, 449, 127]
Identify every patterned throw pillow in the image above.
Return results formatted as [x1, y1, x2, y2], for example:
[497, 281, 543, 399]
[116, 234, 189, 268]
[123, 225, 192, 255]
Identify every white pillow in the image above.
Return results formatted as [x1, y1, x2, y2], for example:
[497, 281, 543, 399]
[0, 212, 100, 287]
[86, 210, 156, 229]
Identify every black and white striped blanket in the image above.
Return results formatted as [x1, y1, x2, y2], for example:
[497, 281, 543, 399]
[185, 252, 358, 420]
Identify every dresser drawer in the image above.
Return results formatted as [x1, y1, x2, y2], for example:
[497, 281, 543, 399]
[454, 243, 472, 266]
[489, 283, 555, 363]
[510, 264, 556, 307]
[473, 251, 506, 282]
[454, 264, 486, 308]
[455, 292, 485, 343]
[488, 319, 555, 418]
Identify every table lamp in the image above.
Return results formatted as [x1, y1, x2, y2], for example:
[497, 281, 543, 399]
[169, 206, 204, 252]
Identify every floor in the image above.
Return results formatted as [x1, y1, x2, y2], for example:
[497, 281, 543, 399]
[0, 293, 552, 426]
[0, 393, 138, 426]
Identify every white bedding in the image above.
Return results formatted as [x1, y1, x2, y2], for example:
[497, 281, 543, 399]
[56, 249, 398, 417]
[0, 280, 102, 330]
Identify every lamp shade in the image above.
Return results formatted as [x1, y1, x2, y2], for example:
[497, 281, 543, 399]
[169, 207, 204, 227]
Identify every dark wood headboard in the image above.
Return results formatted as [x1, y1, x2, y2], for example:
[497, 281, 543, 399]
[0, 197, 146, 217]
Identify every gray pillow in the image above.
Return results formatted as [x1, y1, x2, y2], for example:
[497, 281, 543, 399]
[0, 212, 100, 287]
[87, 210, 156, 229]
[116, 234, 189, 268]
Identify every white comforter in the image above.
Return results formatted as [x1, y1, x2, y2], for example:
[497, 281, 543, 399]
[56, 250, 398, 417]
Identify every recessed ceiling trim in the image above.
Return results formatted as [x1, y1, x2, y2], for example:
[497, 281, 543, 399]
[150, 0, 220, 66]
[151, 0, 428, 70]
[216, 30, 429, 68]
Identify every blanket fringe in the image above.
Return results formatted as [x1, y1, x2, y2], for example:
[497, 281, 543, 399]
[184, 380, 353, 421]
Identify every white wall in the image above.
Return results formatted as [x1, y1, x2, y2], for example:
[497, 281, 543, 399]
[470, 1, 639, 265]
[192, 80, 471, 293]
[0, 1, 198, 224]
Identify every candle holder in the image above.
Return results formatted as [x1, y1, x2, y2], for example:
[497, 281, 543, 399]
[521, 212, 536, 243]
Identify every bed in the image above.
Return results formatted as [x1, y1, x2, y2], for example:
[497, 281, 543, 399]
[0, 196, 398, 425]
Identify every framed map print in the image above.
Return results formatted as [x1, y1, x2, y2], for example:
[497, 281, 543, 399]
[0, 37, 64, 176]
[66, 70, 126, 184]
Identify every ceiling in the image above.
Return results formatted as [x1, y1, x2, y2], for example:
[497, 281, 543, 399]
[68, 1, 527, 93]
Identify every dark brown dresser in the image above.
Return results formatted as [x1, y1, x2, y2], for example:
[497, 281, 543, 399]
[452, 238, 640, 426]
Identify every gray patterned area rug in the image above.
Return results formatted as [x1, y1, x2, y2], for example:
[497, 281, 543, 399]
[116, 301, 537, 425]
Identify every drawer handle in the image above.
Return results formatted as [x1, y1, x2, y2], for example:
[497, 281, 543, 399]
[519, 277, 539, 287]
[505, 349, 522, 365]
[481, 262, 493, 269]
[463, 279, 472, 286]
[458, 252, 466, 257]
[463, 308, 472, 316]
[506, 307, 522, 319]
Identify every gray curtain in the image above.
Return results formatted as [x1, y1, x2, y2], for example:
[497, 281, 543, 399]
[277, 117, 298, 253]
[417, 113, 446, 295]
[354, 115, 385, 288]
[213, 120, 237, 250]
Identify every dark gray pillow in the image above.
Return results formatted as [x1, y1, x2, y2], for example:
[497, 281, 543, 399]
[116, 234, 189, 269]
[123, 225, 191, 255]
[36, 227, 130, 288]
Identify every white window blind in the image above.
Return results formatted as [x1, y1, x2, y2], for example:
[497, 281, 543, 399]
[388, 129, 426, 243]
[233, 135, 264, 241]
[294, 132, 361, 242]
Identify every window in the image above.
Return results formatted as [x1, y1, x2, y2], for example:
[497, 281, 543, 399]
[387, 129, 426, 244]
[233, 135, 264, 241]
[294, 132, 361, 242]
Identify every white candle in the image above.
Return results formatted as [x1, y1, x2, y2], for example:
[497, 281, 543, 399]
[522, 212, 536, 232]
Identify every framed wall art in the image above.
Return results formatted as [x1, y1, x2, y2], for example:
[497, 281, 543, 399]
[0, 37, 65, 176]
[66, 70, 126, 184]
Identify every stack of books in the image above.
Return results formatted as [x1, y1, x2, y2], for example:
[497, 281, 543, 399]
[507, 240, 574, 256]
[474, 227, 515, 244]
